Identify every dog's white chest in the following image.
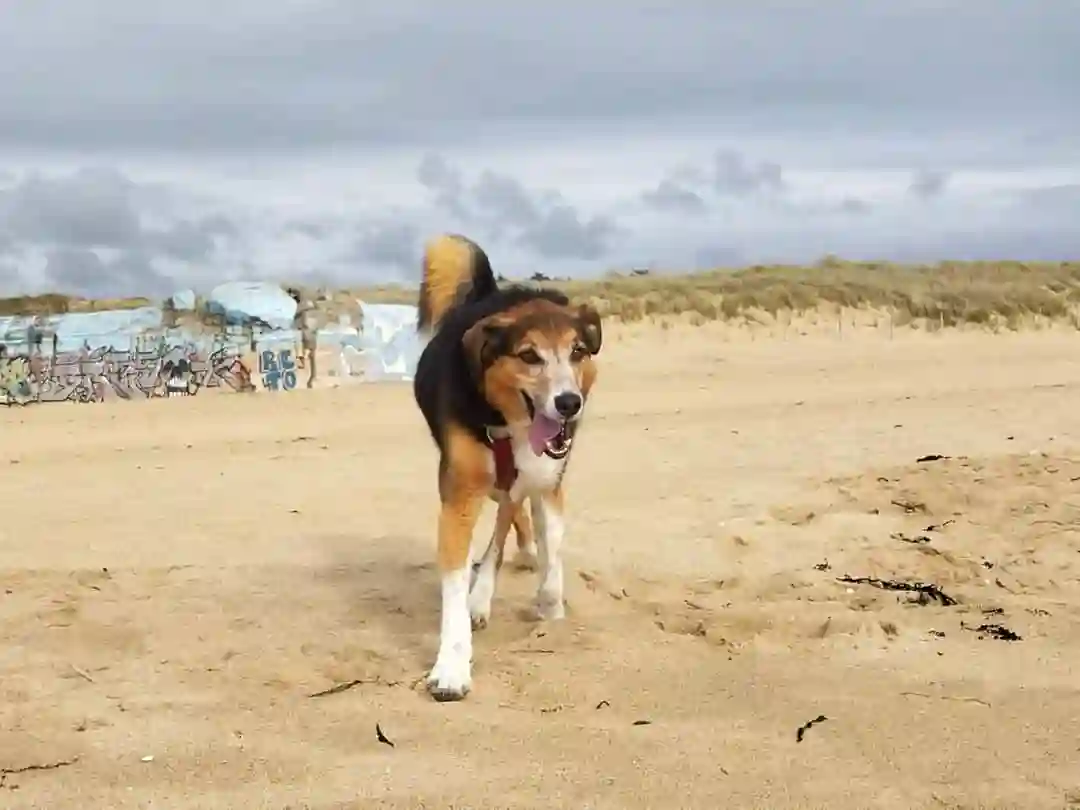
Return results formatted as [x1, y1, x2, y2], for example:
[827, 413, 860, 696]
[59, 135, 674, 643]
[510, 440, 566, 493]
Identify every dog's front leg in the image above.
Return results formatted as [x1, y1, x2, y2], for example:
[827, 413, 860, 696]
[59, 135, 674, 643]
[468, 494, 516, 630]
[428, 471, 484, 702]
[531, 486, 567, 621]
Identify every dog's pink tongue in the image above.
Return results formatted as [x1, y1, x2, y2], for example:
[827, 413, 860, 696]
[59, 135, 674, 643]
[528, 414, 562, 456]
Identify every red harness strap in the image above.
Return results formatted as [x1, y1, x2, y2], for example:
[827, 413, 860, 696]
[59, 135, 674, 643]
[490, 436, 518, 492]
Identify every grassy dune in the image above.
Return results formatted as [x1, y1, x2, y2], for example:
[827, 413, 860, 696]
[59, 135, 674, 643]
[0, 294, 154, 317]
[3, 259, 1080, 331]
[335, 258, 1080, 331]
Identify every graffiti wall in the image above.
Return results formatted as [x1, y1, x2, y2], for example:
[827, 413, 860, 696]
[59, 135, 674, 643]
[0, 300, 422, 406]
[0, 344, 255, 406]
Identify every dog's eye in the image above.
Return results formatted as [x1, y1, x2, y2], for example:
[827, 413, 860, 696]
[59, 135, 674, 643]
[570, 344, 589, 362]
[517, 348, 543, 366]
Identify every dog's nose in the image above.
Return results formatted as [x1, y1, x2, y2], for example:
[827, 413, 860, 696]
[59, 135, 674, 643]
[554, 392, 582, 418]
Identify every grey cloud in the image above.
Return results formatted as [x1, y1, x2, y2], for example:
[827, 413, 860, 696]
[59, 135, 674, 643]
[516, 205, 617, 262]
[909, 170, 950, 199]
[1014, 183, 1080, 212]
[147, 214, 238, 262]
[44, 247, 107, 291]
[0, 3, 1075, 152]
[472, 171, 541, 228]
[668, 164, 711, 187]
[838, 197, 873, 215]
[661, 176, 1080, 271]
[349, 221, 421, 273]
[694, 244, 744, 268]
[419, 156, 620, 261]
[43, 247, 172, 299]
[2, 167, 142, 248]
[417, 153, 462, 195]
[195, 213, 238, 239]
[285, 220, 332, 239]
[416, 153, 471, 221]
[0, 256, 19, 290]
[640, 148, 787, 217]
[5, 164, 1080, 300]
[0, 168, 238, 259]
[877, 224, 1080, 263]
[641, 180, 708, 215]
[0, 167, 244, 296]
[713, 150, 785, 197]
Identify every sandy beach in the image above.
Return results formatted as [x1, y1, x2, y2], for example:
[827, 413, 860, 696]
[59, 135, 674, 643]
[2, 319, 1079, 809]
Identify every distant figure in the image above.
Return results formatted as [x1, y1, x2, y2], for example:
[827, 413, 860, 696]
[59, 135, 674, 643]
[286, 287, 317, 389]
[27, 323, 43, 355]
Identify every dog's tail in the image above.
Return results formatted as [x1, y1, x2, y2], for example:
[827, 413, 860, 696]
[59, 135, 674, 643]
[417, 233, 498, 334]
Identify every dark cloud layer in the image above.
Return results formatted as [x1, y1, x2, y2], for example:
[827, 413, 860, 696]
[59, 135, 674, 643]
[1, 3, 1076, 152]
[0, 168, 239, 296]
[3, 149, 1079, 298]
[0, 2, 1077, 296]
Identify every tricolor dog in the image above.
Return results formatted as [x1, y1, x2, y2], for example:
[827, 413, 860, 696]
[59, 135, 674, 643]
[412, 233, 603, 702]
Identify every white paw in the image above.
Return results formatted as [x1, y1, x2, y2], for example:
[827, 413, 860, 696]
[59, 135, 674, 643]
[426, 652, 472, 702]
[512, 547, 539, 571]
[534, 590, 566, 621]
[467, 586, 493, 630]
[468, 560, 496, 630]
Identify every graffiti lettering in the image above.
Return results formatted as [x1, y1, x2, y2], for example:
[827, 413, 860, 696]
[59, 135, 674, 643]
[0, 344, 254, 406]
[0, 355, 32, 402]
[258, 348, 298, 392]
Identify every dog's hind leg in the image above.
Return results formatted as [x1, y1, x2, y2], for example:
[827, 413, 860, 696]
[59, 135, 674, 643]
[510, 501, 538, 571]
[468, 495, 516, 631]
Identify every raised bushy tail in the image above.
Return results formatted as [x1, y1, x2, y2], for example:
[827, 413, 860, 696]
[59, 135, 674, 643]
[417, 233, 498, 334]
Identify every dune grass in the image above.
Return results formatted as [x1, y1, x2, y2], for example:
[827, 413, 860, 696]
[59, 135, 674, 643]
[347, 258, 1080, 330]
[3, 259, 1080, 331]
[0, 294, 153, 317]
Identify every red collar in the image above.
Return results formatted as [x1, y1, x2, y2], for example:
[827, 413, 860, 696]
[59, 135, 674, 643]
[487, 429, 517, 492]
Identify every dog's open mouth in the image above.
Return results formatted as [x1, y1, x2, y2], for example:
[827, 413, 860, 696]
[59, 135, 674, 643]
[543, 422, 572, 459]
[523, 394, 573, 459]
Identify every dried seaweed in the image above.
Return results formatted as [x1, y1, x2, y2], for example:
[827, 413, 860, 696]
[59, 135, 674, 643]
[838, 575, 958, 606]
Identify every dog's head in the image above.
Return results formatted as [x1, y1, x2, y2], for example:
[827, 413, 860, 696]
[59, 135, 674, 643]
[463, 298, 602, 457]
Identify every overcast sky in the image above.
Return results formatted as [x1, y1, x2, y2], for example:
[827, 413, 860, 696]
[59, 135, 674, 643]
[1, 1, 1078, 298]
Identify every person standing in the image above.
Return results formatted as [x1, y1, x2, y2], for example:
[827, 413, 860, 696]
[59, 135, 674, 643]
[286, 287, 318, 389]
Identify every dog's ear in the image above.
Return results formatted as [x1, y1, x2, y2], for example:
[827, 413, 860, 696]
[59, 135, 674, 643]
[461, 317, 507, 383]
[575, 304, 603, 355]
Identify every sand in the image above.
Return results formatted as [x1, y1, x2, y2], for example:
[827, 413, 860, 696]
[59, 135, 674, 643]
[2, 320, 1079, 809]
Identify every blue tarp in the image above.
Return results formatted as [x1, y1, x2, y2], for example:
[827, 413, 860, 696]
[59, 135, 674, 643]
[0, 307, 164, 353]
[170, 289, 197, 311]
[205, 282, 297, 330]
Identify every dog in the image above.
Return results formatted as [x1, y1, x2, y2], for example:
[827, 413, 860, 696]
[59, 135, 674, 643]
[412, 233, 603, 702]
